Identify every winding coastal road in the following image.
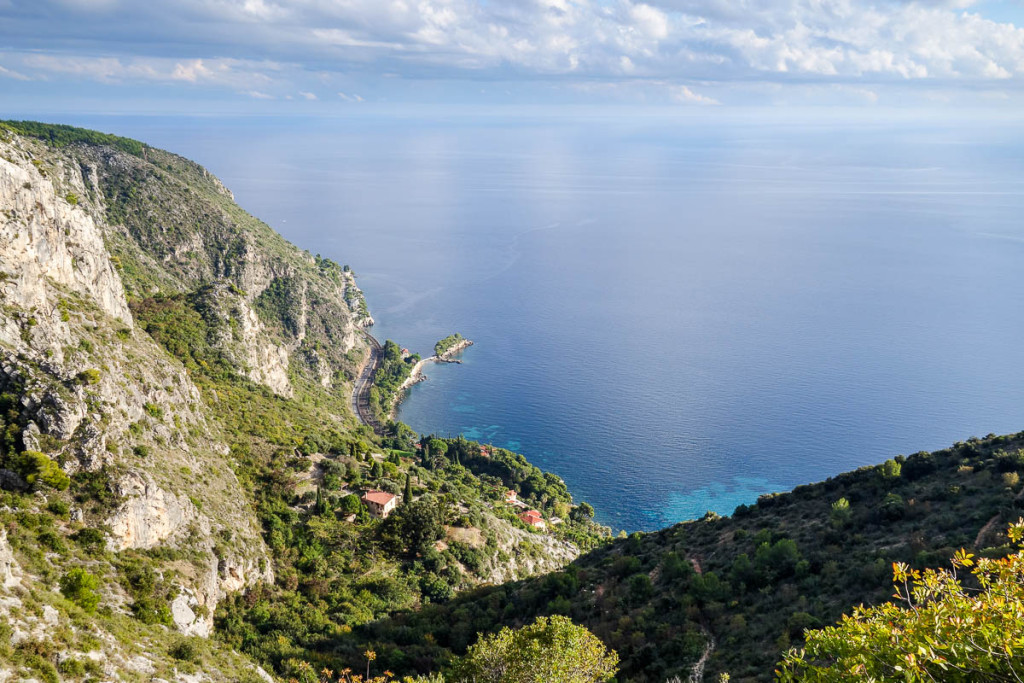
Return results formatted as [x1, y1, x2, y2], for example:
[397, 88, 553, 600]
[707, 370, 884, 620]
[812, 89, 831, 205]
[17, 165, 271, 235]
[352, 331, 385, 435]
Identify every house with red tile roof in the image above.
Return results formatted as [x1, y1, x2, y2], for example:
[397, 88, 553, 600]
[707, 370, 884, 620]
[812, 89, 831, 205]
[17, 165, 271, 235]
[519, 509, 545, 529]
[361, 490, 398, 519]
[504, 490, 517, 503]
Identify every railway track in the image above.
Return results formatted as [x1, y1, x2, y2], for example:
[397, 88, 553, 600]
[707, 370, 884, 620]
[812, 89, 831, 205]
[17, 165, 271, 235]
[352, 331, 386, 435]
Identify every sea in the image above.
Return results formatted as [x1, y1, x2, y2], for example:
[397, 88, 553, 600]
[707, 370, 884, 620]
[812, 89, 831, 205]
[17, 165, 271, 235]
[51, 110, 1024, 531]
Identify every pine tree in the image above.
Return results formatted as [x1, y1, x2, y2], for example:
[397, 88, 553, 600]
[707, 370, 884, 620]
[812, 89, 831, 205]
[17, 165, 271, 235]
[315, 485, 329, 516]
[404, 472, 413, 503]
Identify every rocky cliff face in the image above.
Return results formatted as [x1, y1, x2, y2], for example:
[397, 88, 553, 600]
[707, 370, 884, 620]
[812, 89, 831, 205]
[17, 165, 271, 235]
[0, 124, 372, 680]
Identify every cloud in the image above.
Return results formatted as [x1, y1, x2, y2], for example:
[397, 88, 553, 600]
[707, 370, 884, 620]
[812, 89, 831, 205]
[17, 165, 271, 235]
[338, 91, 364, 102]
[2, 0, 1024, 106]
[670, 84, 718, 104]
[245, 89, 274, 99]
[299, 90, 317, 99]
[0, 64, 30, 80]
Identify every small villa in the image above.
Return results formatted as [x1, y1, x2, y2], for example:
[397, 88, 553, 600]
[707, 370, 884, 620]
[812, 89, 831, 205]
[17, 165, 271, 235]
[361, 490, 398, 519]
[480, 446, 491, 458]
[504, 490, 517, 503]
[520, 509, 545, 529]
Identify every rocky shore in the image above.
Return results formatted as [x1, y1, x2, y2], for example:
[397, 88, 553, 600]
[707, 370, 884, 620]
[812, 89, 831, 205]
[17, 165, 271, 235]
[393, 339, 474, 416]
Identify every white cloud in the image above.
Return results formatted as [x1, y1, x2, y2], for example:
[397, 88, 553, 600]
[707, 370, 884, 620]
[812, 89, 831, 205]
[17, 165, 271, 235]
[670, 84, 718, 104]
[245, 89, 274, 99]
[299, 90, 317, 99]
[4, 0, 1024, 106]
[0, 64, 30, 80]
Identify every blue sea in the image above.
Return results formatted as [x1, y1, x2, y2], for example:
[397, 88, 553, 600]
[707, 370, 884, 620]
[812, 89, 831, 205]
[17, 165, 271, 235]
[56, 110, 1024, 531]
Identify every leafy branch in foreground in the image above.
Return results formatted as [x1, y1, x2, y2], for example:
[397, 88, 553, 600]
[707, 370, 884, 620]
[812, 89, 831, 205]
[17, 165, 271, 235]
[778, 518, 1024, 681]
[449, 615, 618, 683]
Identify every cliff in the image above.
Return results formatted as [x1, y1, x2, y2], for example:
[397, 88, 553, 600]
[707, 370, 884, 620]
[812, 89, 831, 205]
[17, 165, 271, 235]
[0, 122, 373, 680]
[0, 123, 598, 683]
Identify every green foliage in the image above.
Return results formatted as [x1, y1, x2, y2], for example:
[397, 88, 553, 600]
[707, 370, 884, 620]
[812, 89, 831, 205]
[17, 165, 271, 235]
[369, 340, 419, 419]
[71, 527, 107, 554]
[351, 432, 1024, 682]
[433, 334, 465, 358]
[76, 368, 101, 385]
[829, 497, 850, 528]
[13, 451, 70, 490]
[254, 276, 303, 336]
[879, 458, 902, 480]
[380, 497, 450, 557]
[779, 520, 1024, 681]
[170, 638, 202, 662]
[1, 120, 147, 157]
[60, 568, 101, 612]
[449, 615, 618, 683]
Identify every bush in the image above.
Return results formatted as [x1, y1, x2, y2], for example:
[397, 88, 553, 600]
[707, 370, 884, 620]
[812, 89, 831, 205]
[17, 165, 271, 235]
[169, 638, 201, 662]
[76, 369, 101, 385]
[60, 568, 101, 612]
[14, 451, 70, 491]
[779, 520, 1024, 681]
[71, 527, 107, 554]
[449, 615, 618, 683]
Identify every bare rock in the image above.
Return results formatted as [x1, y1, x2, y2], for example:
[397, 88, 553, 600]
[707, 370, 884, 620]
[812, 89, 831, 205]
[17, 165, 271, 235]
[106, 471, 201, 550]
[0, 529, 23, 589]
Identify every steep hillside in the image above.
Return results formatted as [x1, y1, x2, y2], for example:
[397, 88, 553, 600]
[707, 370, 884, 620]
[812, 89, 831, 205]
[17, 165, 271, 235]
[342, 432, 1024, 681]
[0, 122, 603, 682]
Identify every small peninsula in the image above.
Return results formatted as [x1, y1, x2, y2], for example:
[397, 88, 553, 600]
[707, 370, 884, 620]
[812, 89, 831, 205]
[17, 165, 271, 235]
[394, 334, 475, 412]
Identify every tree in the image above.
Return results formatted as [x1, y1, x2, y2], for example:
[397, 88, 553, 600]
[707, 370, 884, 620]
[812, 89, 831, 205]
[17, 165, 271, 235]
[778, 519, 1024, 681]
[427, 438, 447, 459]
[449, 615, 618, 683]
[404, 473, 413, 503]
[380, 497, 448, 557]
[829, 497, 851, 528]
[570, 502, 594, 522]
[314, 485, 330, 516]
[14, 450, 70, 490]
[60, 568, 101, 612]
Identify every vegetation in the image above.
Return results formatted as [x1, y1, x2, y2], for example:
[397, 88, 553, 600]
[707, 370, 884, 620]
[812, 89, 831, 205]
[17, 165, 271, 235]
[778, 519, 1024, 680]
[9, 121, 1024, 683]
[339, 432, 1024, 681]
[60, 568, 101, 612]
[368, 340, 419, 421]
[1, 120, 147, 157]
[433, 334, 466, 358]
[449, 616, 618, 683]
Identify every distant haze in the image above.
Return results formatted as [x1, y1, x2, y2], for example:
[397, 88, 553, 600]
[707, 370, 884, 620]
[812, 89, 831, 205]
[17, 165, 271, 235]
[65, 113, 1024, 531]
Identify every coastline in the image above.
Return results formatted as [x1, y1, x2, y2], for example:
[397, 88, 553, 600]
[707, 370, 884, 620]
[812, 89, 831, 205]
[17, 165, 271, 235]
[391, 339, 474, 418]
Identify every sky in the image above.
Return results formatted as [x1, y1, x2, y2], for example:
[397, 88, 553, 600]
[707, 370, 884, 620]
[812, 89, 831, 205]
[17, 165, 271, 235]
[2, 0, 1024, 113]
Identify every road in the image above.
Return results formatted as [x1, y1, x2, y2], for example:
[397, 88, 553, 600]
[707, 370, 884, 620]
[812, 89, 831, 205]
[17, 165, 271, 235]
[352, 331, 385, 435]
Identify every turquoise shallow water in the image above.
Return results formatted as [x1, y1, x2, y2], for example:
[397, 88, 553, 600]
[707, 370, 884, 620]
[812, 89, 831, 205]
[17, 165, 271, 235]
[62, 113, 1024, 531]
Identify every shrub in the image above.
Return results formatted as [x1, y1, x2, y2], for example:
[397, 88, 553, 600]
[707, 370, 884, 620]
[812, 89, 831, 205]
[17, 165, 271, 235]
[169, 638, 201, 662]
[14, 451, 70, 491]
[449, 615, 618, 683]
[60, 568, 101, 612]
[76, 369, 101, 385]
[779, 520, 1024, 681]
[71, 527, 107, 554]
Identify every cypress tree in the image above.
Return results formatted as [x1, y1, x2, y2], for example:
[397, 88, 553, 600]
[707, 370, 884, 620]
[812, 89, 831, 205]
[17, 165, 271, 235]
[404, 472, 412, 503]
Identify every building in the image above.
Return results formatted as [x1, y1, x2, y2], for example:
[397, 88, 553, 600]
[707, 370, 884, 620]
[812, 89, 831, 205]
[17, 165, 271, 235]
[520, 509, 545, 529]
[361, 490, 398, 519]
[504, 489, 517, 503]
[480, 446, 491, 458]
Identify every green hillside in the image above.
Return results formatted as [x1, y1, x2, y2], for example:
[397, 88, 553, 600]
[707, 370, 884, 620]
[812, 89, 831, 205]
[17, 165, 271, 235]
[338, 432, 1024, 681]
